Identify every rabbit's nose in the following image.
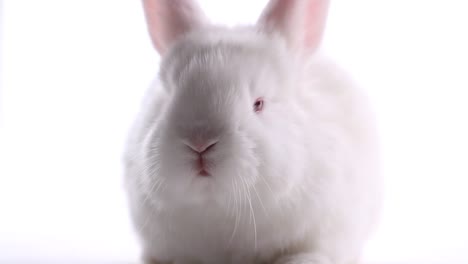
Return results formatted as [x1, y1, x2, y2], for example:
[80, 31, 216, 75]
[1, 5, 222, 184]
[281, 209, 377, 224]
[185, 139, 218, 154]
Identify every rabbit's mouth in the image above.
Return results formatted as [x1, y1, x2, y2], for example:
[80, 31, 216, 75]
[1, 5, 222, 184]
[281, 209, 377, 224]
[193, 155, 214, 177]
[197, 169, 211, 177]
[184, 138, 218, 177]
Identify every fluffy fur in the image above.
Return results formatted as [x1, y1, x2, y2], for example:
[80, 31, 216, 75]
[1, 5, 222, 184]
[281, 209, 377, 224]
[124, 1, 381, 263]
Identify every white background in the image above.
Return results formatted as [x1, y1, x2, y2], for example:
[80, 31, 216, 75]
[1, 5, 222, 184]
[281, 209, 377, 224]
[1, 0, 468, 263]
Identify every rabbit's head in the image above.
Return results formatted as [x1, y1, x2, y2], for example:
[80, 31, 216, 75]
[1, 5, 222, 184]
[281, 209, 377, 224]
[139, 0, 331, 207]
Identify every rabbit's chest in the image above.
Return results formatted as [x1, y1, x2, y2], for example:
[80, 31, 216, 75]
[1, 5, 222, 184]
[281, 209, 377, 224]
[151, 205, 309, 264]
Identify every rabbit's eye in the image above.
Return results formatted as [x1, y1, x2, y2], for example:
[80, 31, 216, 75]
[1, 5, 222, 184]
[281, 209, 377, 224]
[253, 98, 264, 113]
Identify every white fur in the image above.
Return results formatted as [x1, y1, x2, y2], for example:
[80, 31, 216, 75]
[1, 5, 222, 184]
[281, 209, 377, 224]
[124, 1, 381, 264]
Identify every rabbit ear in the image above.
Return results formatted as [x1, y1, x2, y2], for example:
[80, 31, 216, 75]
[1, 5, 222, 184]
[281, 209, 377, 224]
[142, 0, 208, 54]
[257, 0, 330, 53]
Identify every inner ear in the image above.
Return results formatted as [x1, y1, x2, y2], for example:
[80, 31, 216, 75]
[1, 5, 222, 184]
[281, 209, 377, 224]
[142, 0, 208, 54]
[257, 0, 330, 53]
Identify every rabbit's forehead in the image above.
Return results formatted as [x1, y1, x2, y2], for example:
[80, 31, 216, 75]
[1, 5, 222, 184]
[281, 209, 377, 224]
[164, 35, 286, 92]
[165, 29, 285, 71]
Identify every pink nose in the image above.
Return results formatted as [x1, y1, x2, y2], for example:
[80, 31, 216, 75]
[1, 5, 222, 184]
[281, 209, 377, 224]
[185, 140, 218, 154]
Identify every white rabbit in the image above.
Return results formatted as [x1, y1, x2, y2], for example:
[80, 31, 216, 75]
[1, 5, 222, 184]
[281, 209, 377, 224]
[123, 0, 382, 263]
